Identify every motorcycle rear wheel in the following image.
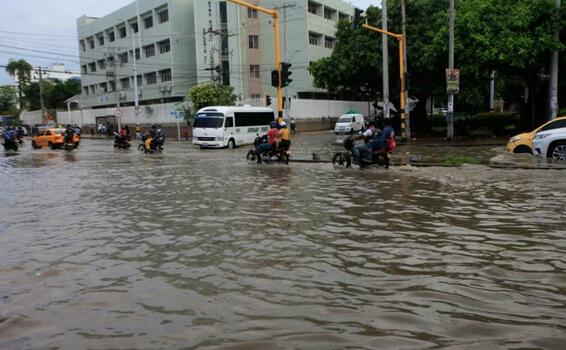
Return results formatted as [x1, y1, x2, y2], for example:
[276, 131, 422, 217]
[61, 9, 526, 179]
[332, 152, 351, 168]
[246, 149, 256, 163]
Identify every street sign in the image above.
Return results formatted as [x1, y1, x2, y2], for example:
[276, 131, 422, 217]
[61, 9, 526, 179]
[446, 69, 460, 94]
[174, 103, 184, 112]
[114, 109, 122, 118]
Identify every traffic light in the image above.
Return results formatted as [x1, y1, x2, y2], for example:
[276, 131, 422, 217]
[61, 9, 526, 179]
[271, 69, 279, 88]
[280, 62, 293, 87]
[265, 95, 272, 106]
[352, 8, 364, 30]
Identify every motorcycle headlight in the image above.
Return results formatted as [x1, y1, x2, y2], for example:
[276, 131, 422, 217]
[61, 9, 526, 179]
[533, 133, 550, 141]
[509, 135, 522, 143]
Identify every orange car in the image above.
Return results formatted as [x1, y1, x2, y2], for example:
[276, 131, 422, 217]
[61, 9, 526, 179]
[31, 128, 80, 149]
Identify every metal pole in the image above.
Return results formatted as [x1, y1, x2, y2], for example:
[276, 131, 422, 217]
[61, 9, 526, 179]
[549, 0, 561, 120]
[401, 0, 410, 138]
[382, 0, 390, 120]
[38, 67, 46, 123]
[399, 37, 406, 137]
[447, 0, 455, 139]
[132, 27, 140, 118]
[489, 71, 495, 112]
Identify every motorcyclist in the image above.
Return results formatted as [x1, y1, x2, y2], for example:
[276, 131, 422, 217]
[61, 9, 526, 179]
[15, 127, 25, 143]
[277, 121, 291, 151]
[255, 122, 278, 163]
[364, 118, 395, 162]
[350, 121, 377, 163]
[63, 125, 75, 144]
[155, 124, 166, 149]
[2, 127, 16, 143]
[115, 126, 129, 147]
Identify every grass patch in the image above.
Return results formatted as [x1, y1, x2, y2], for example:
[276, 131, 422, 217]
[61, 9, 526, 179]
[440, 153, 481, 166]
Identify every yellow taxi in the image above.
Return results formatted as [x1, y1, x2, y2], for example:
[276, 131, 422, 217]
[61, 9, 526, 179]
[31, 128, 80, 149]
[506, 116, 566, 153]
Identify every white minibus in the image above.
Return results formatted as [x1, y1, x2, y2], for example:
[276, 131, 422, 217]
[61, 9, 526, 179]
[192, 106, 275, 148]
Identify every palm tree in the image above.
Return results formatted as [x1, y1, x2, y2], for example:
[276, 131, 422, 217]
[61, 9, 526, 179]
[5, 59, 33, 108]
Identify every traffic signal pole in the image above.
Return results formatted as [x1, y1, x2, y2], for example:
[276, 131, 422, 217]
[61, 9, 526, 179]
[361, 23, 407, 139]
[227, 0, 283, 118]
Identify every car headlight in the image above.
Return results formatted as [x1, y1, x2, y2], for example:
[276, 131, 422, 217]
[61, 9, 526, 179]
[533, 133, 550, 141]
[509, 135, 522, 143]
[215, 136, 224, 141]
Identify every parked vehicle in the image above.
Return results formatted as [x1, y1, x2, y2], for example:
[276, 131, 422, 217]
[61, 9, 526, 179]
[193, 106, 275, 149]
[506, 117, 566, 154]
[532, 126, 566, 160]
[332, 136, 394, 169]
[334, 113, 365, 134]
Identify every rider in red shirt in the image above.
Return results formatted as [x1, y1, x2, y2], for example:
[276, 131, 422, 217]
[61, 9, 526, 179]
[255, 122, 279, 163]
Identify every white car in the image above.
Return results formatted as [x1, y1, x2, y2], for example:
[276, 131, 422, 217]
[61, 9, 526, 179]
[334, 114, 365, 134]
[532, 123, 566, 160]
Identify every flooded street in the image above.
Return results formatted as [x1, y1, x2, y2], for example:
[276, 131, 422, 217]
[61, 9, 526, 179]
[1, 135, 566, 349]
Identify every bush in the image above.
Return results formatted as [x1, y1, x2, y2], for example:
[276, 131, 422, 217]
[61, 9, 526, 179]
[470, 112, 519, 136]
[440, 153, 480, 166]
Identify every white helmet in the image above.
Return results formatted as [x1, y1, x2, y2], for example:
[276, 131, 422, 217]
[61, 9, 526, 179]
[279, 121, 287, 127]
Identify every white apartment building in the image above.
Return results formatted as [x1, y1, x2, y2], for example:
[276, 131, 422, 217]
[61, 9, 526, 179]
[30, 63, 80, 83]
[77, 0, 355, 109]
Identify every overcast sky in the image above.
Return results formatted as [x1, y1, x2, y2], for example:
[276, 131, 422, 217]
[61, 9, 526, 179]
[0, 0, 379, 85]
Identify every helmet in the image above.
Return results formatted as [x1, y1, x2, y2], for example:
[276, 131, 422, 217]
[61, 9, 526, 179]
[269, 121, 277, 128]
[279, 121, 287, 127]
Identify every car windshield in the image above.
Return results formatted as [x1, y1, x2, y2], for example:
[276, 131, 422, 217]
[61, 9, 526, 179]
[194, 112, 224, 128]
[338, 117, 352, 123]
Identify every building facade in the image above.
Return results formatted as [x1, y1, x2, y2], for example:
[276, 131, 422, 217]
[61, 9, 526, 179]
[77, 0, 355, 109]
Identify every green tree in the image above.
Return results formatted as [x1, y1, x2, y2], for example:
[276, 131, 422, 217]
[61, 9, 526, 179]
[0, 86, 18, 115]
[186, 84, 237, 117]
[45, 79, 81, 109]
[309, 6, 383, 100]
[5, 59, 32, 108]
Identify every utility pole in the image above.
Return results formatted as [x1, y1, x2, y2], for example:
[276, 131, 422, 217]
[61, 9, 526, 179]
[447, 0, 455, 139]
[549, 0, 561, 120]
[401, 0, 410, 137]
[38, 67, 46, 123]
[489, 71, 495, 112]
[382, 0, 390, 120]
[276, 3, 296, 121]
[132, 27, 140, 119]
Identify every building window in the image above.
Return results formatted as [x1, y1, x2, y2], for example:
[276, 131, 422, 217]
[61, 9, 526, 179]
[87, 37, 95, 49]
[159, 69, 171, 82]
[99, 82, 108, 93]
[158, 8, 169, 23]
[97, 59, 106, 70]
[308, 1, 320, 15]
[247, 8, 257, 18]
[109, 81, 116, 92]
[80, 40, 86, 52]
[107, 30, 115, 42]
[129, 48, 140, 60]
[118, 26, 126, 38]
[145, 72, 157, 85]
[130, 19, 139, 33]
[309, 32, 321, 46]
[339, 12, 349, 22]
[83, 87, 89, 96]
[144, 44, 155, 58]
[143, 15, 153, 29]
[89, 85, 96, 95]
[249, 65, 260, 79]
[88, 62, 96, 72]
[97, 33, 105, 46]
[136, 74, 142, 87]
[158, 39, 170, 54]
[120, 78, 130, 90]
[248, 35, 259, 49]
[251, 93, 261, 101]
[324, 7, 337, 21]
[119, 52, 129, 64]
[81, 65, 87, 74]
[324, 37, 335, 49]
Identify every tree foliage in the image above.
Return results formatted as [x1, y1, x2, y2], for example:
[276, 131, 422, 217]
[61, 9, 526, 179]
[21, 79, 81, 111]
[0, 86, 18, 115]
[310, 0, 565, 132]
[187, 84, 237, 116]
[5, 59, 32, 107]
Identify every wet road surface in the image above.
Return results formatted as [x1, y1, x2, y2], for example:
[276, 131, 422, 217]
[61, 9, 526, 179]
[1, 136, 565, 349]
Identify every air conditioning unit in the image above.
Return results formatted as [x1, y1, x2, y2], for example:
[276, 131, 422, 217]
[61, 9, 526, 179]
[119, 91, 126, 99]
[165, 84, 172, 92]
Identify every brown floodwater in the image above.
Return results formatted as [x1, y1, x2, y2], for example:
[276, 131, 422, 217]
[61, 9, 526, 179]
[1, 135, 565, 349]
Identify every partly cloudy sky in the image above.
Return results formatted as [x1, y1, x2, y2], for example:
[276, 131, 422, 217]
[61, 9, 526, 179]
[0, 0, 379, 85]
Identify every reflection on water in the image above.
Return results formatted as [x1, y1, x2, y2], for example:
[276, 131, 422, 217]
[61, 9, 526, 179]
[1, 137, 565, 349]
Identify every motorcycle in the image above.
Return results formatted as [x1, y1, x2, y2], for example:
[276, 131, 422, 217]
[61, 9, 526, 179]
[2, 138, 18, 152]
[246, 136, 290, 164]
[64, 137, 75, 152]
[137, 137, 163, 154]
[332, 136, 394, 169]
[114, 135, 131, 149]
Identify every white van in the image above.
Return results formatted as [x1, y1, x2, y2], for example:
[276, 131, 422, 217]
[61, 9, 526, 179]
[192, 106, 275, 149]
[334, 113, 365, 134]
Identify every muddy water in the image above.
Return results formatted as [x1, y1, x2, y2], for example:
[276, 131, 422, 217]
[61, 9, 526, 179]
[1, 137, 565, 349]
